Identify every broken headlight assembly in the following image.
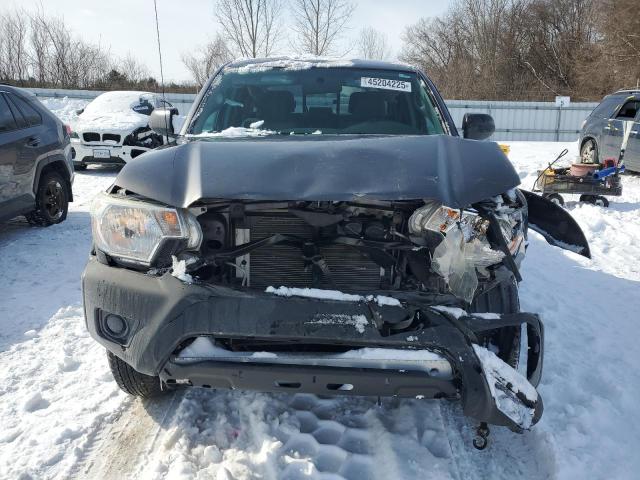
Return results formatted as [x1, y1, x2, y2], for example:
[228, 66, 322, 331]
[409, 202, 508, 303]
[90, 192, 202, 267]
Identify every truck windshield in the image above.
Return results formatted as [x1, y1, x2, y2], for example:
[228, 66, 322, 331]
[188, 67, 445, 136]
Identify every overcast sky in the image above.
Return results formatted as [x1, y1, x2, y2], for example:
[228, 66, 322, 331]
[8, 0, 452, 83]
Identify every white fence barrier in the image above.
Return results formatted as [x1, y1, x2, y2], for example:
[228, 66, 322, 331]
[27, 88, 597, 142]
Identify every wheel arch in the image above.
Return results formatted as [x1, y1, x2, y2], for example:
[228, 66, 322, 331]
[34, 155, 74, 202]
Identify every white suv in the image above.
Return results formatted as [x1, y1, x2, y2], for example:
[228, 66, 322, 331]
[71, 91, 173, 170]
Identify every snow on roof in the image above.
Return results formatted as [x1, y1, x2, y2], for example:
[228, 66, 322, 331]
[225, 56, 416, 74]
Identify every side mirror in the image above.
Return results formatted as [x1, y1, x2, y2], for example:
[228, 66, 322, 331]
[75, 108, 84, 115]
[149, 107, 179, 137]
[462, 113, 495, 140]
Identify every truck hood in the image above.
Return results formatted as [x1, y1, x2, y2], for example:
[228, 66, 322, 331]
[114, 134, 520, 208]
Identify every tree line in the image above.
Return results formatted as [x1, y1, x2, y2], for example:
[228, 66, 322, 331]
[183, 0, 639, 100]
[0, 8, 191, 92]
[401, 0, 639, 100]
[2, 0, 638, 101]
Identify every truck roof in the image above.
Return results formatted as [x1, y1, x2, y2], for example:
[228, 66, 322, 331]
[225, 56, 417, 73]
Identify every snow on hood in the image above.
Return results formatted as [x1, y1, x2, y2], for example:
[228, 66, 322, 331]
[75, 91, 152, 134]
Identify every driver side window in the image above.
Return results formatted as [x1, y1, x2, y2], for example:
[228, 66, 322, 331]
[615, 100, 640, 120]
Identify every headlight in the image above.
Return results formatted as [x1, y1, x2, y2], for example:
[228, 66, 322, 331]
[90, 192, 202, 266]
[409, 202, 459, 235]
[409, 202, 487, 239]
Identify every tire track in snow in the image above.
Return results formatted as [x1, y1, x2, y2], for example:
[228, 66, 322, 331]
[77, 393, 180, 479]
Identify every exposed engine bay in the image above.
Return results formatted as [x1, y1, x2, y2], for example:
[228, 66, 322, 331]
[160, 190, 527, 306]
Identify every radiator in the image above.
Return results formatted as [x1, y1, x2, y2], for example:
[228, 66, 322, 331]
[243, 215, 383, 291]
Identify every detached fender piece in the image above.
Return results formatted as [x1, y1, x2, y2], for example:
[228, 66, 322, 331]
[520, 189, 591, 258]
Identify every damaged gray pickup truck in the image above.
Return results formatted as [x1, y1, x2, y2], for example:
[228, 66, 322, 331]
[82, 58, 590, 446]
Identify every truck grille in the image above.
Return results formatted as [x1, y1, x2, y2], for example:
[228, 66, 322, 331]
[245, 215, 383, 291]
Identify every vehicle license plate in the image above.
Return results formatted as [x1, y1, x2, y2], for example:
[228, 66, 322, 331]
[93, 149, 110, 159]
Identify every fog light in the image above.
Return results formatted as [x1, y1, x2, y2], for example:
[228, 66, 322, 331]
[104, 314, 128, 337]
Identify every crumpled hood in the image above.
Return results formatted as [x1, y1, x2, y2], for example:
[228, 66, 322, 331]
[114, 135, 520, 208]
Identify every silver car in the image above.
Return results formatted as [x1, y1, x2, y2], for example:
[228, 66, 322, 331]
[579, 89, 640, 172]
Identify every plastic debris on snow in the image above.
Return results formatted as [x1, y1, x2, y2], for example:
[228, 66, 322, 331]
[472, 344, 538, 429]
[265, 286, 401, 307]
[171, 256, 193, 284]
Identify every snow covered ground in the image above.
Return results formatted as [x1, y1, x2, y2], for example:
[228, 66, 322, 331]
[1, 131, 639, 478]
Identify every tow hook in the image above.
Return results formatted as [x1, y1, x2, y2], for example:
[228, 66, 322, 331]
[473, 422, 490, 450]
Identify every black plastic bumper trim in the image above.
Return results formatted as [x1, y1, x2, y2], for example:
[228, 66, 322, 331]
[161, 361, 458, 399]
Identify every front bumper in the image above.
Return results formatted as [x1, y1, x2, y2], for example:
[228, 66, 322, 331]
[71, 141, 150, 165]
[82, 257, 544, 431]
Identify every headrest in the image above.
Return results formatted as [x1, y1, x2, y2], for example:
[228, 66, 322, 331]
[257, 90, 295, 117]
[348, 92, 387, 118]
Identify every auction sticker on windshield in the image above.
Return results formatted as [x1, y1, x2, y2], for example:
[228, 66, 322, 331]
[361, 77, 412, 92]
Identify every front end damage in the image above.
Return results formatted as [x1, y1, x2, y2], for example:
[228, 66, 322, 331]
[83, 256, 543, 433]
[84, 135, 592, 437]
[71, 126, 164, 166]
[84, 186, 544, 433]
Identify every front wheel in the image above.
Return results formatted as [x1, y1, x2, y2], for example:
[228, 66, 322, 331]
[26, 171, 69, 226]
[107, 351, 165, 398]
[580, 194, 609, 207]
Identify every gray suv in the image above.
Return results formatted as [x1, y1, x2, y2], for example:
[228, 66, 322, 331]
[579, 89, 640, 172]
[0, 85, 74, 225]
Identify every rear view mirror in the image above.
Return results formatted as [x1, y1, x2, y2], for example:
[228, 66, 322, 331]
[149, 108, 179, 137]
[462, 113, 495, 140]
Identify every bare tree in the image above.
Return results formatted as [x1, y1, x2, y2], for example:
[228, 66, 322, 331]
[0, 10, 29, 82]
[594, 0, 640, 92]
[118, 53, 150, 83]
[214, 0, 283, 58]
[181, 35, 232, 86]
[358, 27, 390, 60]
[290, 0, 356, 56]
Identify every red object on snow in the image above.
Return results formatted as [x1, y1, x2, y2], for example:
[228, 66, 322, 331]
[602, 158, 618, 169]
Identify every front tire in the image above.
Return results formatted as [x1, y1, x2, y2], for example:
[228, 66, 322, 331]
[26, 170, 69, 226]
[107, 351, 165, 398]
